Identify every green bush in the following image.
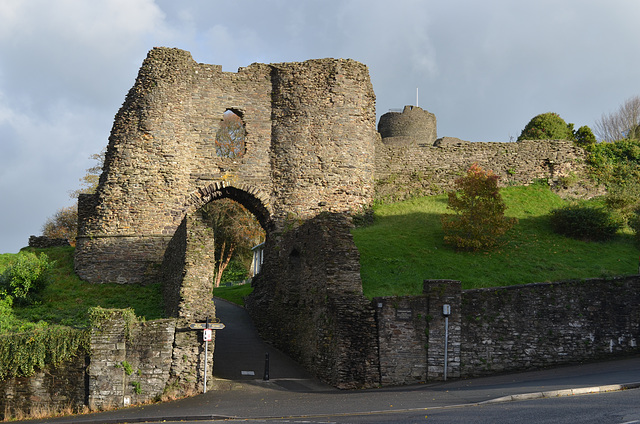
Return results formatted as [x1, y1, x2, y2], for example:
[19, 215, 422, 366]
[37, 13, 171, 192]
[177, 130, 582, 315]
[220, 258, 249, 286]
[629, 206, 640, 244]
[586, 138, 640, 185]
[604, 180, 640, 225]
[518, 112, 574, 141]
[0, 252, 53, 304]
[549, 205, 622, 241]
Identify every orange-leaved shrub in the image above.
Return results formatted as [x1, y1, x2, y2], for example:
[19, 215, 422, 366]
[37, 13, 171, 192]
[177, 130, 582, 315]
[441, 163, 517, 251]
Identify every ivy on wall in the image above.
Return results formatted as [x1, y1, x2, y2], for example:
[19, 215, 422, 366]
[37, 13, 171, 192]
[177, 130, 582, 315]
[0, 325, 89, 380]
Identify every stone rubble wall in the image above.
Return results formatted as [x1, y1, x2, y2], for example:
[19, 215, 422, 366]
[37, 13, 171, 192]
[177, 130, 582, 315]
[28, 235, 71, 248]
[87, 310, 176, 410]
[246, 213, 380, 389]
[375, 277, 640, 385]
[375, 137, 598, 202]
[460, 276, 640, 377]
[0, 353, 87, 420]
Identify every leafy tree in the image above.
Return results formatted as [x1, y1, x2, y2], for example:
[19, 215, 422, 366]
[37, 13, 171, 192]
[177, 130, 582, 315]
[574, 125, 597, 147]
[518, 112, 575, 141]
[215, 110, 245, 158]
[201, 199, 264, 287]
[69, 149, 105, 198]
[42, 150, 104, 244]
[441, 163, 516, 251]
[594, 95, 640, 142]
[42, 205, 77, 245]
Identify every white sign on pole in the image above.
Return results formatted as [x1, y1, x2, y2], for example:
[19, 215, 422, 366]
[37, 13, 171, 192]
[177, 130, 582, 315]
[203, 328, 212, 342]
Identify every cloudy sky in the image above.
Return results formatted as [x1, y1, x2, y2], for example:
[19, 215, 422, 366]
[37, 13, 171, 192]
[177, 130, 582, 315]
[1, 0, 639, 253]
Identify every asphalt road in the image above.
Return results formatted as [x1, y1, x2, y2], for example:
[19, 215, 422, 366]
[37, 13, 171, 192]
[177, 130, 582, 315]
[118, 388, 640, 424]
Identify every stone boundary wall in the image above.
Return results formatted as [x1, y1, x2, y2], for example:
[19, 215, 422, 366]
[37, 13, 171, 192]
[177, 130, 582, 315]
[0, 354, 87, 420]
[88, 311, 176, 410]
[375, 138, 598, 202]
[1, 308, 216, 419]
[375, 277, 640, 385]
[460, 276, 640, 377]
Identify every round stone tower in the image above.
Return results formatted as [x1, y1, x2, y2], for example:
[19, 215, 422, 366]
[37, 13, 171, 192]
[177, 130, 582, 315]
[377, 105, 437, 145]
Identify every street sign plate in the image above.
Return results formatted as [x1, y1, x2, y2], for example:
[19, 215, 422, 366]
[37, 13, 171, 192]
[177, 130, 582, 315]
[203, 329, 212, 341]
[189, 322, 225, 330]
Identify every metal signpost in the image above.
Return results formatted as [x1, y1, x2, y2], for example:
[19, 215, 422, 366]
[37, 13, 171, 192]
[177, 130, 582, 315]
[189, 317, 225, 393]
[443, 304, 451, 381]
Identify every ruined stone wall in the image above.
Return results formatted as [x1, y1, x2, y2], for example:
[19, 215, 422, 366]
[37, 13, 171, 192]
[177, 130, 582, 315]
[76, 47, 376, 285]
[164, 210, 216, 391]
[246, 213, 379, 389]
[375, 127, 597, 202]
[374, 277, 640, 385]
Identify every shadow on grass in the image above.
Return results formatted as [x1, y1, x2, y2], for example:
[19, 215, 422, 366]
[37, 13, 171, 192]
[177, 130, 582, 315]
[353, 210, 638, 298]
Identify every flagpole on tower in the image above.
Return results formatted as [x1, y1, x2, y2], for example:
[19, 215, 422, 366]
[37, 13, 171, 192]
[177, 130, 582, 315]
[416, 87, 419, 108]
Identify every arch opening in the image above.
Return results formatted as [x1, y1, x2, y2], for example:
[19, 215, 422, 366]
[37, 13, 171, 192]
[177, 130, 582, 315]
[200, 197, 266, 288]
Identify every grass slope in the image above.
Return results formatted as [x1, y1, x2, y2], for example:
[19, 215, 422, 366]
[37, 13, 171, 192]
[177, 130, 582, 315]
[2, 246, 164, 328]
[353, 184, 638, 298]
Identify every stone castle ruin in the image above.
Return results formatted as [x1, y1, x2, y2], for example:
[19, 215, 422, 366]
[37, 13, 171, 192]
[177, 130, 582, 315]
[74, 47, 597, 394]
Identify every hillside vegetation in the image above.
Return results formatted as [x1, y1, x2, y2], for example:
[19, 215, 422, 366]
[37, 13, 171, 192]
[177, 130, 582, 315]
[352, 183, 637, 298]
[0, 246, 164, 331]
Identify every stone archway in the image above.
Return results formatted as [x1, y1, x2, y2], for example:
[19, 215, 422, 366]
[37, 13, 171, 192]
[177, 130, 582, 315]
[158, 184, 269, 390]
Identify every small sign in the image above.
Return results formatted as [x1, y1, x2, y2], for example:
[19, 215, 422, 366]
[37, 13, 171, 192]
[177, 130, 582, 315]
[203, 329, 213, 341]
[189, 322, 225, 330]
[396, 309, 413, 321]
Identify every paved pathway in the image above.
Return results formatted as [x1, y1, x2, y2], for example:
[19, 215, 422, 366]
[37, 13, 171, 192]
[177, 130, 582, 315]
[211, 298, 330, 391]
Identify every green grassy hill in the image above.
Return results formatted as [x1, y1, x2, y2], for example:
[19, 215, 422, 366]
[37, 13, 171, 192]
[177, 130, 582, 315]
[353, 184, 637, 298]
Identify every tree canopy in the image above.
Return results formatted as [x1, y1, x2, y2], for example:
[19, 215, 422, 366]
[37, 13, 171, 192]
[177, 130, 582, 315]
[517, 112, 574, 141]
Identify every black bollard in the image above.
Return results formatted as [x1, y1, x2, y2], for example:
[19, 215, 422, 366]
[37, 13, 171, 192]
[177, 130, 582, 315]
[263, 352, 270, 381]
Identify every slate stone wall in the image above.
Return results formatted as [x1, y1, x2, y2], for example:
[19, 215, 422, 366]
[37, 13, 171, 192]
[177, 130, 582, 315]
[374, 296, 429, 385]
[87, 310, 176, 410]
[460, 276, 640, 377]
[246, 213, 380, 389]
[375, 277, 640, 385]
[0, 353, 87, 420]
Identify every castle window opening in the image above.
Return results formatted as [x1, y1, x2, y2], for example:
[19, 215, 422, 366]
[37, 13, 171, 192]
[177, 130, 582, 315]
[215, 109, 246, 159]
